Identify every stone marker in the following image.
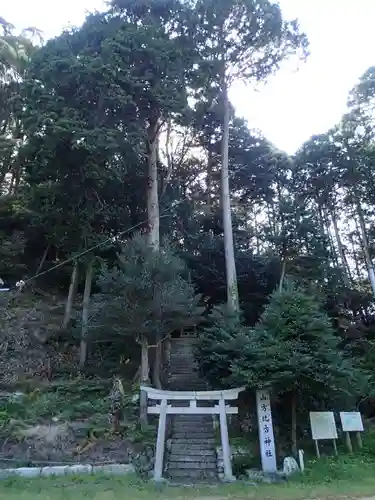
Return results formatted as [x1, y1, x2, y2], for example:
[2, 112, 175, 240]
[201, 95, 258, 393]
[282, 457, 299, 477]
[256, 390, 277, 472]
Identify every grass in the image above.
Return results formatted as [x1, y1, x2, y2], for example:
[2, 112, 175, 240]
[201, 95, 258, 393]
[1, 454, 375, 500]
[1, 403, 375, 499]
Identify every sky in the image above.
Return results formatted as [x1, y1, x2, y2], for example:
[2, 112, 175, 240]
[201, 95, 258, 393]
[2, 0, 375, 154]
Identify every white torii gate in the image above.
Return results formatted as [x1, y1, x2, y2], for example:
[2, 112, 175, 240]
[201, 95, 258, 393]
[141, 386, 245, 482]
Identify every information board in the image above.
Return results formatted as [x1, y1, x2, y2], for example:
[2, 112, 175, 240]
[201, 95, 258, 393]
[339, 412, 364, 432]
[309, 411, 337, 440]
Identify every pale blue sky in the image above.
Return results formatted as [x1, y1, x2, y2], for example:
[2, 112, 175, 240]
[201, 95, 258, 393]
[3, 0, 375, 153]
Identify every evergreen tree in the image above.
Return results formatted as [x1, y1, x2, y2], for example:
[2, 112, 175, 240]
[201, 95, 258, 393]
[94, 234, 204, 425]
[236, 283, 366, 454]
[197, 283, 366, 454]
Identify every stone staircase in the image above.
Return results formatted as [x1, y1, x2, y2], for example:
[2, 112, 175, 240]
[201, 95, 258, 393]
[165, 336, 218, 483]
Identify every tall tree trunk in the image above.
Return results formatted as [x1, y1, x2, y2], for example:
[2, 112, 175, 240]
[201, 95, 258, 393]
[35, 244, 50, 276]
[207, 148, 213, 213]
[140, 335, 150, 430]
[291, 390, 297, 456]
[63, 261, 79, 329]
[279, 259, 287, 292]
[0, 171, 6, 192]
[12, 162, 21, 196]
[349, 232, 362, 282]
[330, 212, 352, 287]
[79, 258, 94, 369]
[153, 333, 162, 390]
[322, 208, 339, 268]
[147, 121, 160, 250]
[142, 119, 161, 426]
[221, 75, 239, 314]
[356, 202, 375, 297]
[8, 172, 15, 194]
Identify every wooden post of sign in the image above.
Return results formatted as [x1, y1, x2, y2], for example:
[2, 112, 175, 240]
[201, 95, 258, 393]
[314, 440, 320, 458]
[345, 432, 353, 452]
[332, 439, 338, 455]
[356, 432, 363, 449]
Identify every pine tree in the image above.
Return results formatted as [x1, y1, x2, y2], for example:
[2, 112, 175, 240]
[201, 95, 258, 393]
[94, 234, 204, 426]
[233, 283, 366, 454]
[196, 283, 366, 455]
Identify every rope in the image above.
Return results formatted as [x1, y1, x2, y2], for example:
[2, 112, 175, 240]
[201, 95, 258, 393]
[2, 146, 278, 291]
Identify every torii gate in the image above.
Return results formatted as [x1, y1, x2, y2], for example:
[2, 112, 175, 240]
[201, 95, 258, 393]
[141, 386, 245, 482]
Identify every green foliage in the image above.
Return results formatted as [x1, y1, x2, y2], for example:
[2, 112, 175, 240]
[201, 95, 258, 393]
[195, 307, 247, 388]
[1, 0, 375, 449]
[0, 381, 109, 427]
[193, 0, 308, 84]
[296, 454, 375, 484]
[95, 234, 204, 342]
[197, 284, 366, 403]
[234, 283, 364, 397]
[232, 453, 259, 478]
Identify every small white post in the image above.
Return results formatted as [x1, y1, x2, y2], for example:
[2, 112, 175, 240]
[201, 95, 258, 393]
[219, 397, 235, 482]
[153, 398, 168, 481]
[298, 449, 304, 473]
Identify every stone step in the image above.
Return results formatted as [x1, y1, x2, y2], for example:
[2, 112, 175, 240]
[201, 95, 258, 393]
[167, 461, 217, 471]
[172, 426, 213, 432]
[170, 354, 195, 358]
[172, 421, 213, 428]
[168, 369, 198, 374]
[171, 345, 195, 349]
[169, 366, 196, 370]
[169, 362, 195, 366]
[173, 423, 213, 430]
[170, 445, 216, 455]
[169, 360, 193, 364]
[172, 424, 214, 431]
[172, 429, 214, 436]
[168, 366, 198, 370]
[173, 415, 213, 421]
[166, 469, 217, 480]
[170, 348, 195, 352]
[170, 438, 215, 446]
[168, 454, 216, 463]
[168, 448, 216, 457]
[168, 371, 199, 375]
[171, 339, 196, 345]
[172, 433, 215, 440]
[171, 344, 195, 349]
[170, 352, 195, 356]
[172, 425, 214, 431]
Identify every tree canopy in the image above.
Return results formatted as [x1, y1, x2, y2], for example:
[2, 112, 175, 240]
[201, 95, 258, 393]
[2, 1, 375, 450]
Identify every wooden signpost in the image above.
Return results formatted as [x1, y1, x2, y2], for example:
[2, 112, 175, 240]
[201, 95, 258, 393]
[309, 412, 338, 457]
[339, 412, 364, 452]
